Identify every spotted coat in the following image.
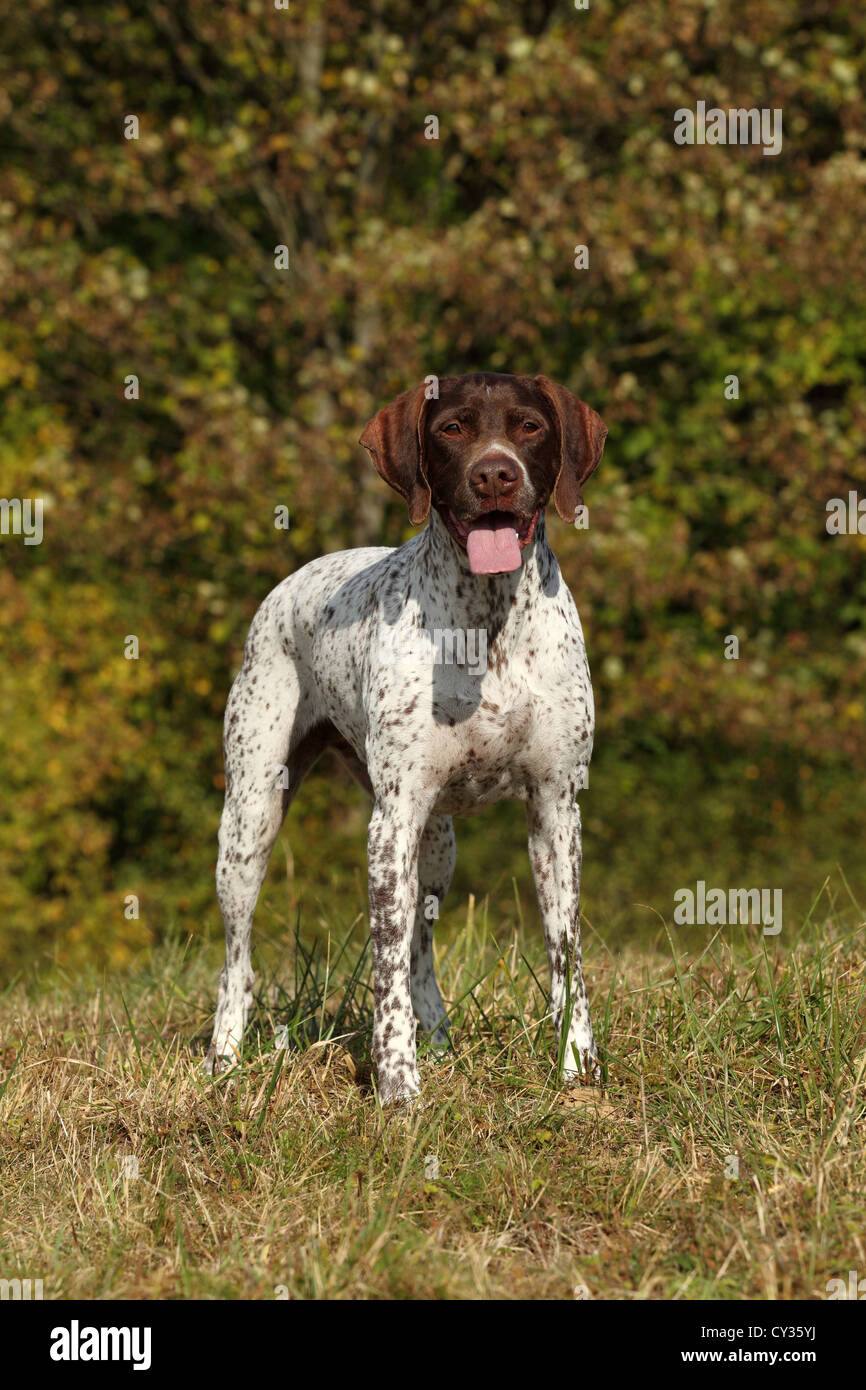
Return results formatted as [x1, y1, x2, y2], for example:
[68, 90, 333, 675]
[205, 373, 607, 1103]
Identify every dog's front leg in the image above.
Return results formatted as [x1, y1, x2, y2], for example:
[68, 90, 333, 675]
[367, 798, 431, 1105]
[526, 776, 599, 1082]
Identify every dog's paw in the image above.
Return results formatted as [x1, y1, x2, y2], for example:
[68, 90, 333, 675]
[377, 1073, 423, 1109]
[387, 1089, 426, 1114]
[419, 1029, 451, 1062]
[202, 1046, 236, 1076]
[563, 1041, 601, 1086]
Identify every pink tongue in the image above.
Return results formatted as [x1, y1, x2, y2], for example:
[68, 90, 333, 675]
[466, 515, 522, 574]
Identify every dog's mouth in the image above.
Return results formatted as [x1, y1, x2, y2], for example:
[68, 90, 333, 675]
[440, 508, 540, 575]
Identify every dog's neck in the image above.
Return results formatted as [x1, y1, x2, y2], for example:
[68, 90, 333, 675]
[413, 507, 559, 643]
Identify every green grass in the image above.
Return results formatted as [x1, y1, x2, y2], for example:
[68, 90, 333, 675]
[0, 893, 863, 1299]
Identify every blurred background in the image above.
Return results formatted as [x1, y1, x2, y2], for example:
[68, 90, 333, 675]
[0, 0, 864, 975]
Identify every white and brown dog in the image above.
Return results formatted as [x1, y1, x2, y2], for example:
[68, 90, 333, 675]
[205, 373, 607, 1103]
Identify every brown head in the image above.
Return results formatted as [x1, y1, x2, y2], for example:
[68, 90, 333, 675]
[359, 372, 607, 574]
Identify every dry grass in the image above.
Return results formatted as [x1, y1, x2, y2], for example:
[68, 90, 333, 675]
[0, 898, 864, 1300]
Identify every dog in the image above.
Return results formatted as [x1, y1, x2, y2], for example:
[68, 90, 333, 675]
[204, 372, 607, 1103]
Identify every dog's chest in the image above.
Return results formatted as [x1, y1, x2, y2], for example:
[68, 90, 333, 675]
[425, 651, 592, 813]
[305, 539, 594, 810]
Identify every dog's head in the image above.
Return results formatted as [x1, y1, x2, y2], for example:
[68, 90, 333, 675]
[360, 372, 606, 574]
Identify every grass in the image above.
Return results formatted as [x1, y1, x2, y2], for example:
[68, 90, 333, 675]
[0, 891, 863, 1300]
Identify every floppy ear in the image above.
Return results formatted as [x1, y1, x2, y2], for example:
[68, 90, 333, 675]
[534, 375, 607, 521]
[359, 385, 431, 526]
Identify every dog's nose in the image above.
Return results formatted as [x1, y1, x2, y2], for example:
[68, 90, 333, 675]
[468, 453, 520, 502]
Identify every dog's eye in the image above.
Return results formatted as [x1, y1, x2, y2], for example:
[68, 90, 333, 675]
[441, 422, 461, 434]
[522, 420, 541, 433]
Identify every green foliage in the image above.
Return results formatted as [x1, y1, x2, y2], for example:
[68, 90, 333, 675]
[0, 1, 864, 968]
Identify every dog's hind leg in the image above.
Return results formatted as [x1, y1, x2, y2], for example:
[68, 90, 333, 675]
[204, 607, 320, 1073]
[410, 814, 455, 1047]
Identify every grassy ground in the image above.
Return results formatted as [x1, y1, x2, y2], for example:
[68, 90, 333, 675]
[0, 891, 863, 1300]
